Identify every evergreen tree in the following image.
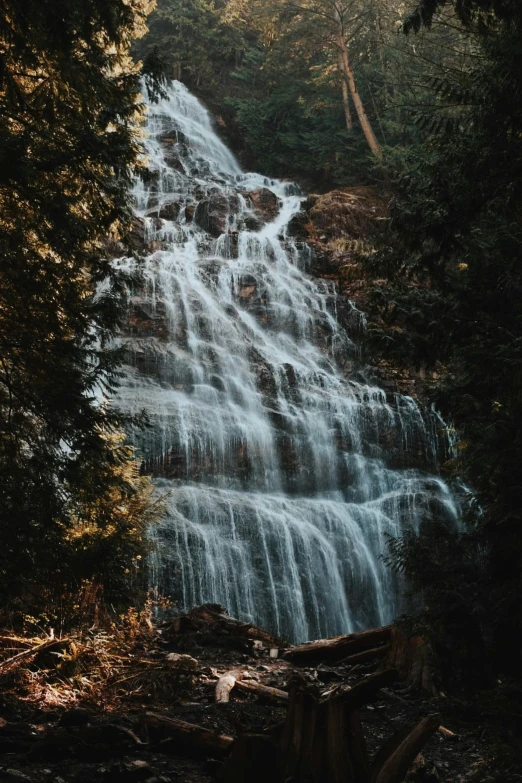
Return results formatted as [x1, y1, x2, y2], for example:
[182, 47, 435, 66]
[0, 0, 160, 622]
[369, 0, 522, 672]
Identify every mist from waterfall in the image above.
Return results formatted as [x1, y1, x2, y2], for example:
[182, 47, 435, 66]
[113, 81, 458, 643]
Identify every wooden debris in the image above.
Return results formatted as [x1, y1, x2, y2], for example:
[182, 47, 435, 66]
[215, 672, 237, 703]
[142, 711, 234, 756]
[340, 643, 391, 667]
[283, 625, 392, 664]
[385, 628, 435, 694]
[165, 652, 199, 670]
[278, 669, 398, 782]
[235, 679, 289, 702]
[335, 669, 399, 712]
[170, 604, 285, 649]
[0, 638, 71, 673]
[371, 715, 440, 783]
[438, 725, 458, 740]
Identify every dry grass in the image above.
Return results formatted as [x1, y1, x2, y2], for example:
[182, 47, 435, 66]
[0, 601, 194, 714]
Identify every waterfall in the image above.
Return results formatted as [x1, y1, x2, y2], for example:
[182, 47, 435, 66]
[114, 81, 458, 643]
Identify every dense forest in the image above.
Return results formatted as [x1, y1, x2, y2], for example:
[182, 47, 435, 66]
[1, 0, 522, 781]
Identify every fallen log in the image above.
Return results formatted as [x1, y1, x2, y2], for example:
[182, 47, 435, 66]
[235, 679, 289, 702]
[340, 644, 391, 667]
[142, 712, 234, 757]
[371, 716, 440, 783]
[171, 604, 285, 648]
[283, 625, 392, 665]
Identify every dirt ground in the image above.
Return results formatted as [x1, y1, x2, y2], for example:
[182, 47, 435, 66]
[0, 606, 495, 783]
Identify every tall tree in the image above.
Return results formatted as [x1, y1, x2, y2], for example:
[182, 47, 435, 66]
[284, 0, 382, 156]
[0, 0, 159, 621]
[369, 0, 522, 672]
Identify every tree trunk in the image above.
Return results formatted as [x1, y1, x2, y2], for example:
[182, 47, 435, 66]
[337, 31, 382, 158]
[279, 670, 399, 783]
[385, 628, 436, 694]
[338, 52, 353, 131]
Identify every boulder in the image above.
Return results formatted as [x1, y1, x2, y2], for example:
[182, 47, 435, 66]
[244, 188, 280, 224]
[194, 192, 239, 237]
[158, 202, 180, 220]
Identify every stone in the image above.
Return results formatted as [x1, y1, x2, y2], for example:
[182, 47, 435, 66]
[194, 193, 239, 237]
[158, 202, 180, 221]
[238, 285, 256, 299]
[165, 653, 199, 671]
[245, 188, 280, 223]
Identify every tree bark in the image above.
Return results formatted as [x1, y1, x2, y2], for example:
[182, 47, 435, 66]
[279, 670, 398, 783]
[340, 643, 391, 667]
[371, 716, 440, 783]
[337, 29, 382, 158]
[283, 624, 392, 665]
[338, 52, 353, 131]
[235, 679, 289, 702]
[385, 628, 436, 694]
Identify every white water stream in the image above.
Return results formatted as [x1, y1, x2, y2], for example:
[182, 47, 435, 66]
[114, 82, 458, 642]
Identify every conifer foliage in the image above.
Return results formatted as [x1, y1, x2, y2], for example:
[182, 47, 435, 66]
[0, 0, 159, 623]
[369, 0, 522, 673]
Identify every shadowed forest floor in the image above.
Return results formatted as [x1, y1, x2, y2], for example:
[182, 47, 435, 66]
[0, 605, 499, 783]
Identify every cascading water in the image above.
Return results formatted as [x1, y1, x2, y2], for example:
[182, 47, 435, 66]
[114, 81, 458, 643]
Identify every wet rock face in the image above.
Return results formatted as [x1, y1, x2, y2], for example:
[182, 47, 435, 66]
[158, 202, 180, 220]
[112, 82, 458, 644]
[243, 188, 281, 224]
[194, 192, 240, 237]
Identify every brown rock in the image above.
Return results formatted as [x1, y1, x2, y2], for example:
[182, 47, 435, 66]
[245, 188, 280, 223]
[194, 193, 239, 237]
[158, 202, 180, 220]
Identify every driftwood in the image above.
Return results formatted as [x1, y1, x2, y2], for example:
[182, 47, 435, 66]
[142, 711, 234, 757]
[215, 670, 289, 703]
[284, 625, 392, 665]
